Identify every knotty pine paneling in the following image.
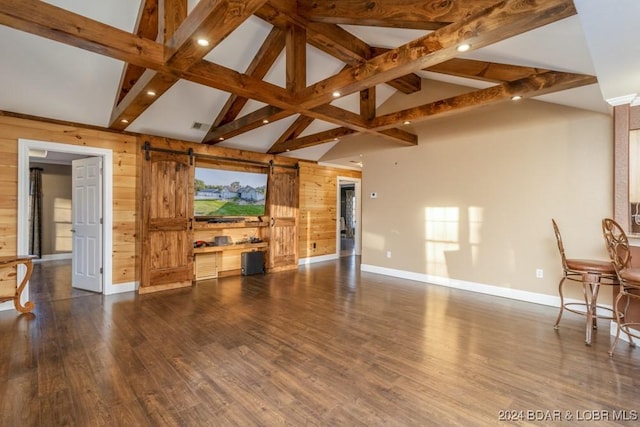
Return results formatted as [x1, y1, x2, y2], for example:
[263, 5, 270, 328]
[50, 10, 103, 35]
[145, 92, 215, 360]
[298, 162, 360, 259]
[0, 114, 355, 288]
[0, 115, 138, 287]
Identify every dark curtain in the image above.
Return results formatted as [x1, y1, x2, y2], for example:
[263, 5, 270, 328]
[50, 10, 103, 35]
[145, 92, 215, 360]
[29, 167, 43, 258]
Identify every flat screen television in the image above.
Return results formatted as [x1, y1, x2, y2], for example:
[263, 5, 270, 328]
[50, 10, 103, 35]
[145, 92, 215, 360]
[194, 167, 267, 218]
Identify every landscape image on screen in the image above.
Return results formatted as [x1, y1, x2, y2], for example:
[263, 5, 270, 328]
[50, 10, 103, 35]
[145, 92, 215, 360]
[194, 168, 267, 217]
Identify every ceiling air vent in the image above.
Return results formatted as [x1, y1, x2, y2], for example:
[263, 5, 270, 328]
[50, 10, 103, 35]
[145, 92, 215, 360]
[191, 122, 211, 131]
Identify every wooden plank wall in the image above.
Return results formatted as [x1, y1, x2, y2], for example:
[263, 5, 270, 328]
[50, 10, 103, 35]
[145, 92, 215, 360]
[0, 114, 359, 290]
[298, 162, 361, 258]
[0, 114, 139, 289]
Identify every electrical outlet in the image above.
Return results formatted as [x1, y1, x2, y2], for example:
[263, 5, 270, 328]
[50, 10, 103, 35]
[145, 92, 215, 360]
[386, 251, 392, 258]
[536, 268, 543, 279]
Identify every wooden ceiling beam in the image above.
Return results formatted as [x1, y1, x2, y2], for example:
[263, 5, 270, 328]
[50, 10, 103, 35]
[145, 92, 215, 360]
[424, 58, 550, 83]
[271, 115, 315, 147]
[0, 1, 296, 109]
[269, 127, 358, 154]
[257, 3, 421, 94]
[111, 0, 187, 130]
[110, 70, 178, 130]
[115, 0, 160, 105]
[360, 87, 376, 121]
[165, 0, 268, 70]
[371, 72, 597, 130]
[307, 105, 417, 146]
[208, 27, 286, 132]
[160, 0, 188, 43]
[377, 128, 418, 146]
[286, 24, 306, 93]
[370, 46, 542, 85]
[307, 105, 369, 131]
[268, 119, 418, 153]
[297, 0, 577, 109]
[306, 22, 421, 94]
[204, 105, 293, 142]
[298, 0, 503, 30]
[0, 0, 164, 68]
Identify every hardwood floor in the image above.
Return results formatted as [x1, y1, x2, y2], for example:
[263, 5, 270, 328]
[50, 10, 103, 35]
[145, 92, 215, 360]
[1, 257, 639, 426]
[340, 237, 355, 257]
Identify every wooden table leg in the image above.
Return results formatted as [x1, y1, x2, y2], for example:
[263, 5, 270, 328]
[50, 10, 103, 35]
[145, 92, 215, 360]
[0, 256, 35, 314]
[14, 258, 35, 313]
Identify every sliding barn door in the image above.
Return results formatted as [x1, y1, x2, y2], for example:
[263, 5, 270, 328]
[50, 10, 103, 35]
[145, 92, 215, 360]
[140, 149, 194, 293]
[267, 168, 299, 272]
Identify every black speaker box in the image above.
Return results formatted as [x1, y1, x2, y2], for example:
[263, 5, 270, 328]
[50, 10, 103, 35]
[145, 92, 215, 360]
[241, 251, 264, 276]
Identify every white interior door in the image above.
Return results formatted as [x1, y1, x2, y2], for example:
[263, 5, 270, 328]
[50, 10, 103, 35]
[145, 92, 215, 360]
[72, 157, 103, 292]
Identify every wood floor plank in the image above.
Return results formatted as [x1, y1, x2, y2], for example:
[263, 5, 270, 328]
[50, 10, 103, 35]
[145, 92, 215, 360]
[0, 257, 639, 425]
[39, 388, 78, 427]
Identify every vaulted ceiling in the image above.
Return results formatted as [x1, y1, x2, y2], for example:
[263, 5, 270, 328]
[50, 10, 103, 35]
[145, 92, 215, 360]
[0, 0, 638, 167]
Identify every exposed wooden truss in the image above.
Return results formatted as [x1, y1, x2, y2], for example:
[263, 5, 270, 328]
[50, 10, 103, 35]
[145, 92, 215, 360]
[0, 0, 595, 154]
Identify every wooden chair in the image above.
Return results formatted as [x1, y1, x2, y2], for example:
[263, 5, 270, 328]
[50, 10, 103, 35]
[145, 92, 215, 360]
[601, 218, 640, 356]
[552, 219, 617, 345]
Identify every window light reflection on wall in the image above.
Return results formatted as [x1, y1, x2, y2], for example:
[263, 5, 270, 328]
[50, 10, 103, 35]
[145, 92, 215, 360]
[425, 207, 460, 277]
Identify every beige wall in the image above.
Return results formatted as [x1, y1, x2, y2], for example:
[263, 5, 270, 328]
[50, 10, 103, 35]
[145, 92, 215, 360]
[360, 82, 613, 302]
[30, 163, 73, 256]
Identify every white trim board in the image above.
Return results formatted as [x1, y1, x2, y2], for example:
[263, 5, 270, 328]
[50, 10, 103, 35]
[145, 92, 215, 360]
[105, 281, 138, 295]
[360, 263, 613, 310]
[299, 254, 339, 265]
[34, 253, 73, 263]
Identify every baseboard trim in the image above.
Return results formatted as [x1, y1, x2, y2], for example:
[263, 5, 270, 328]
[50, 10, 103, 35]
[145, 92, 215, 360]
[360, 264, 569, 306]
[34, 253, 72, 263]
[0, 301, 15, 312]
[299, 253, 339, 265]
[104, 281, 137, 295]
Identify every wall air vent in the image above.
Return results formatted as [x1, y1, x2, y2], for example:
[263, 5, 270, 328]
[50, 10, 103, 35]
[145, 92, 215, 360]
[191, 122, 211, 131]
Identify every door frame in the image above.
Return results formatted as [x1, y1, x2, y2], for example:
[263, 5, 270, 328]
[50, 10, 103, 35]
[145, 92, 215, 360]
[17, 138, 112, 297]
[336, 176, 362, 256]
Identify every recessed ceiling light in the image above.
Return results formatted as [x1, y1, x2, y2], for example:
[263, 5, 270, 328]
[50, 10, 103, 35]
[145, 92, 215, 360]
[332, 91, 341, 98]
[456, 43, 471, 52]
[403, 120, 411, 125]
[511, 95, 522, 101]
[218, 137, 224, 141]
[121, 119, 129, 124]
[262, 119, 269, 124]
[146, 90, 156, 96]
[285, 149, 291, 152]
[197, 38, 210, 47]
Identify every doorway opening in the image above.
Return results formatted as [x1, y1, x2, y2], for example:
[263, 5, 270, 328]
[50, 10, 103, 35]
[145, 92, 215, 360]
[14, 139, 113, 305]
[337, 176, 361, 257]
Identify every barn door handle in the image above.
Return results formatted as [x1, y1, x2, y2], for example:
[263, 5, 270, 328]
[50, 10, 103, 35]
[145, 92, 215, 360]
[270, 217, 275, 227]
